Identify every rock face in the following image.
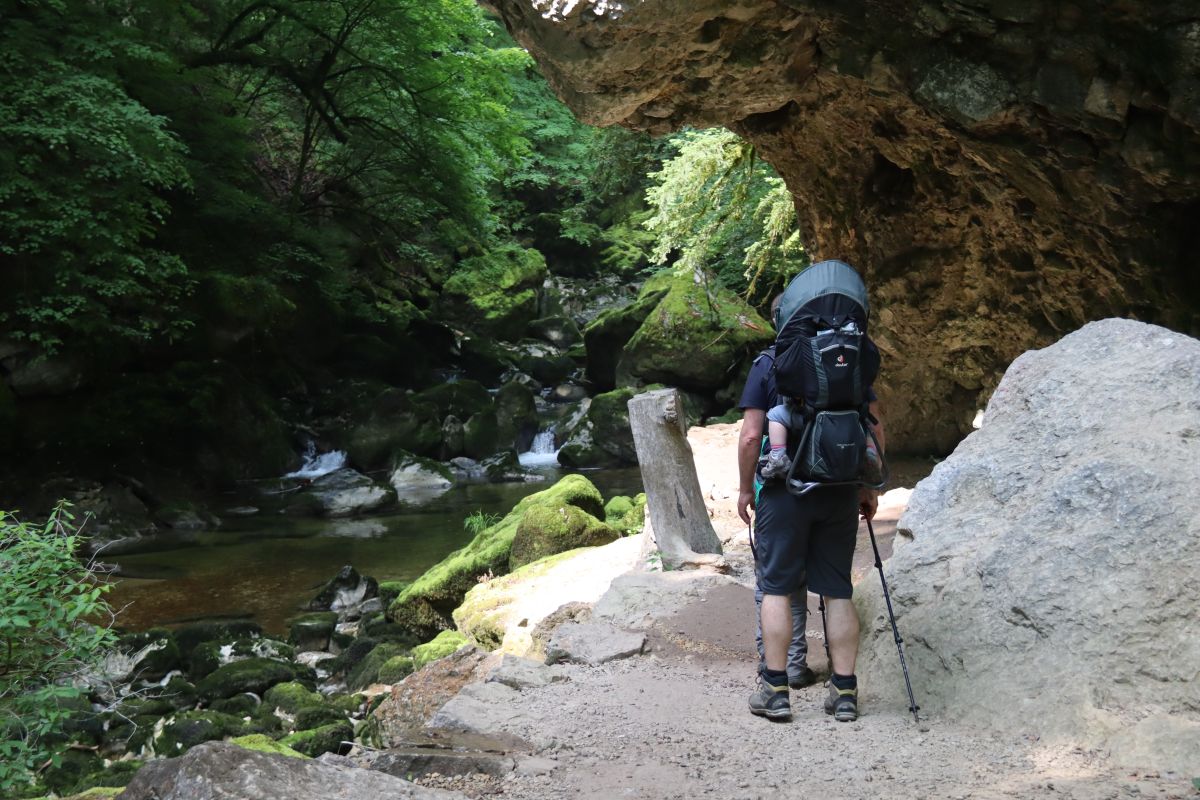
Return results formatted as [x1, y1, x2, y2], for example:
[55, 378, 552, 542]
[856, 319, 1200, 774]
[485, 0, 1200, 453]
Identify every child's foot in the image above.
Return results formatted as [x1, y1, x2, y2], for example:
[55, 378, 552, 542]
[759, 447, 791, 480]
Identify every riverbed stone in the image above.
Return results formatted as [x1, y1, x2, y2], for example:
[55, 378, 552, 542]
[174, 620, 262, 669]
[195, 657, 307, 702]
[387, 475, 604, 637]
[509, 504, 618, 571]
[528, 315, 582, 348]
[263, 681, 325, 714]
[306, 468, 395, 517]
[371, 646, 490, 743]
[189, 637, 295, 682]
[345, 387, 442, 466]
[495, 380, 538, 453]
[556, 386, 637, 467]
[462, 411, 500, 460]
[307, 565, 380, 613]
[152, 710, 247, 755]
[347, 642, 411, 691]
[288, 612, 339, 652]
[120, 741, 468, 800]
[111, 629, 182, 683]
[856, 319, 1200, 776]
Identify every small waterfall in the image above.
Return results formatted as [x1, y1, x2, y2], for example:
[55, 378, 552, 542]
[285, 442, 347, 479]
[518, 425, 561, 467]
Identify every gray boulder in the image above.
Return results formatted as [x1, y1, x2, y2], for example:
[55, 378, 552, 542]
[543, 621, 645, 666]
[307, 468, 395, 517]
[857, 319, 1200, 775]
[117, 740, 466, 799]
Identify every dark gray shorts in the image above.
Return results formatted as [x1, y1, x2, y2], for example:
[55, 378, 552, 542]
[754, 483, 859, 599]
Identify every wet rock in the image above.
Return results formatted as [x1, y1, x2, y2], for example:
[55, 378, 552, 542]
[440, 414, 465, 459]
[550, 383, 588, 403]
[119, 741, 467, 799]
[306, 468, 395, 517]
[174, 620, 262, 669]
[481, 450, 543, 483]
[528, 315, 582, 348]
[152, 710, 247, 755]
[189, 638, 294, 682]
[307, 565, 380, 613]
[345, 387, 442, 466]
[389, 452, 454, 504]
[288, 612, 339, 652]
[109, 629, 182, 683]
[195, 657, 307, 702]
[556, 387, 638, 467]
[543, 621, 646, 666]
[462, 411, 500, 461]
[494, 380, 539, 452]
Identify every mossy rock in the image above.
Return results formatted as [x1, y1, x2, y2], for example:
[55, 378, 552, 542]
[346, 642, 410, 691]
[615, 270, 773, 392]
[210, 693, 260, 716]
[262, 681, 325, 714]
[454, 548, 587, 650]
[229, 733, 307, 760]
[287, 612, 338, 652]
[40, 748, 102, 795]
[153, 711, 246, 755]
[279, 721, 354, 758]
[71, 760, 143, 794]
[462, 410, 500, 460]
[116, 695, 175, 719]
[114, 629, 182, 682]
[174, 620, 262, 668]
[377, 581, 410, 608]
[195, 658, 305, 702]
[294, 705, 347, 731]
[345, 389, 442, 466]
[190, 637, 295, 682]
[414, 379, 493, 421]
[376, 655, 415, 685]
[605, 493, 647, 536]
[59, 787, 126, 799]
[494, 381, 538, 452]
[458, 335, 518, 384]
[528, 315, 582, 348]
[509, 504, 619, 571]
[411, 630, 469, 671]
[330, 694, 366, 715]
[556, 387, 637, 467]
[151, 676, 198, 711]
[583, 283, 671, 390]
[387, 475, 604, 637]
[441, 244, 548, 340]
[522, 353, 576, 386]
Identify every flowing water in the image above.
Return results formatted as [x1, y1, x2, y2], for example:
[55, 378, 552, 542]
[106, 463, 643, 637]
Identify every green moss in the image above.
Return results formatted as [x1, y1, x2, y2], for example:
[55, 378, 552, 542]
[195, 658, 303, 702]
[153, 711, 246, 755]
[509, 504, 618, 570]
[330, 694, 365, 714]
[413, 379, 493, 421]
[411, 630, 469, 671]
[229, 733, 308, 759]
[174, 620, 262, 667]
[287, 612, 338, 650]
[71, 760, 143, 794]
[60, 789, 126, 800]
[441, 244, 548, 339]
[583, 283, 672, 390]
[453, 548, 586, 650]
[279, 722, 353, 758]
[294, 706, 347, 731]
[388, 475, 605, 637]
[376, 655, 415, 684]
[346, 642, 410, 691]
[378, 581, 410, 607]
[616, 270, 773, 392]
[605, 493, 647, 535]
[262, 681, 325, 714]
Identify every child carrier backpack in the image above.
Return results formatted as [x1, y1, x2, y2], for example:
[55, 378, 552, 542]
[772, 259, 886, 493]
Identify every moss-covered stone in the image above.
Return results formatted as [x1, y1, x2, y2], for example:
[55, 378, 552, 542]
[346, 642, 409, 691]
[376, 655, 415, 685]
[453, 549, 585, 650]
[294, 705, 347, 731]
[262, 681, 325, 714]
[279, 721, 354, 758]
[287, 612, 338, 652]
[494, 380, 538, 452]
[210, 694, 260, 716]
[60, 787, 126, 799]
[583, 283, 672, 390]
[387, 475, 604, 637]
[345, 388, 442, 466]
[330, 694, 365, 715]
[411, 630, 469, 671]
[153, 711, 246, 755]
[71, 760, 143, 794]
[509, 504, 619, 571]
[174, 620, 262, 668]
[114, 629, 181, 681]
[441, 244, 548, 340]
[189, 637, 296, 682]
[557, 387, 638, 467]
[615, 270, 773, 392]
[40, 748, 101, 795]
[195, 658, 304, 702]
[377, 581, 410, 608]
[414, 379, 493, 422]
[229, 733, 307, 759]
[605, 492, 647, 535]
[528, 315, 582, 347]
[462, 410, 500, 460]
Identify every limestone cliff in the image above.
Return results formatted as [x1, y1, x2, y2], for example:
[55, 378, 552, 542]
[484, 0, 1200, 452]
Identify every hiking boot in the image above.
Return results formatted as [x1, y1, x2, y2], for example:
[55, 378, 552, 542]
[748, 675, 791, 721]
[758, 448, 791, 481]
[788, 665, 817, 689]
[824, 682, 858, 722]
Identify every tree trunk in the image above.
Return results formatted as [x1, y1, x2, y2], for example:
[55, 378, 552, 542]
[627, 388, 722, 569]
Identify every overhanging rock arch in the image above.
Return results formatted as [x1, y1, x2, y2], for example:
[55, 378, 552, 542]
[484, 0, 1200, 453]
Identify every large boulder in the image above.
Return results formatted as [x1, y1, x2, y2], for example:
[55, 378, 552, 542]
[494, 380, 539, 453]
[614, 271, 773, 393]
[344, 388, 442, 466]
[857, 319, 1200, 775]
[556, 387, 638, 467]
[118, 741, 466, 799]
[389, 452, 454, 504]
[582, 282, 670, 391]
[304, 468, 395, 517]
[486, 0, 1200, 455]
[387, 475, 605, 637]
[440, 244, 548, 340]
[508, 505, 619, 571]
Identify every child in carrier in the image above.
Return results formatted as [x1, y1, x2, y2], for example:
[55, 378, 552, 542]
[759, 396, 883, 483]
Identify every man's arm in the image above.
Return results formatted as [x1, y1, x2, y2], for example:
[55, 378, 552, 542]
[738, 408, 765, 525]
[859, 399, 886, 520]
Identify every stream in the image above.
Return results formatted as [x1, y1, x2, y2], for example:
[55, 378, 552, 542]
[105, 457, 644, 638]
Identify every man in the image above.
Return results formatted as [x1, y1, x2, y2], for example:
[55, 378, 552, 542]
[737, 297, 885, 723]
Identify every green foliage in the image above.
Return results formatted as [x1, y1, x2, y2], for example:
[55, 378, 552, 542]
[465, 511, 502, 537]
[644, 129, 808, 307]
[0, 506, 116, 795]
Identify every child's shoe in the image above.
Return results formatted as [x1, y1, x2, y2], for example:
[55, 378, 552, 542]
[759, 447, 791, 481]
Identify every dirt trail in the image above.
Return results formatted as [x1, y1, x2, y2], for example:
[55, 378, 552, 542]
[436, 424, 1192, 800]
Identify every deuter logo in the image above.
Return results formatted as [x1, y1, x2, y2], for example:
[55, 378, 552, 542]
[835, 353, 848, 367]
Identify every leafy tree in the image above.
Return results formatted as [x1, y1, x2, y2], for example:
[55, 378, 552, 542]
[644, 129, 807, 307]
[0, 506, 115, 795]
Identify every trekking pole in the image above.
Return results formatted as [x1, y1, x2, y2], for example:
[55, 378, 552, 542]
[817, 595, 831, 668]
[866, 516, 920, 723]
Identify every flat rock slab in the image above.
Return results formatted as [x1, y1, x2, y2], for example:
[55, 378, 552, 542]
[117, 741, 466, 799]
[485, 654, 567, 690]
[592, 570, 738, 630]
[543, 620, 645, 666]
[427, 681, 529, 735]
[352, 748, 517, 779]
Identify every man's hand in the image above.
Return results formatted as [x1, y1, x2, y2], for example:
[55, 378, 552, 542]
[738, 488, 756, 525]
[858, 487, 878, 521]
